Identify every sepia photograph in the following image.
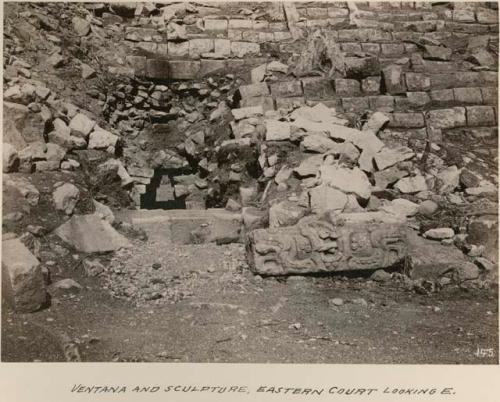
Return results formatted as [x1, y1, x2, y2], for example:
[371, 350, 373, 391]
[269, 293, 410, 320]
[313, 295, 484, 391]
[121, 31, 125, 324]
[1, 0, 498, 367]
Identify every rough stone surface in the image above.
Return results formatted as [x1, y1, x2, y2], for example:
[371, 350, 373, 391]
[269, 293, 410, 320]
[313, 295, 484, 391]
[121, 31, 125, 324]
[247, 212, 407, 275]
[394, 175, 428, 194]
[69, 113, 96, 138]
[1, 238, 47, 312]
[269, 201, 306, 228]
[319, 165, 371, 200]
[309, 185, 348, 214]
[265, 120, 291, 141]
[3, 143, 19, 173]
[424, 228, 455, 240]
[407, 230, 479, 281]
[88, 128, 119, 150]
[55, 214, 131, 253]
[52, 183, 80, 215]
[374, 146, 415, 171]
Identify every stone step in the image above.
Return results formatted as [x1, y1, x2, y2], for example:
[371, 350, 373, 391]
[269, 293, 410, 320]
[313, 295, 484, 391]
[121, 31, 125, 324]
[116, 208, 242, 244]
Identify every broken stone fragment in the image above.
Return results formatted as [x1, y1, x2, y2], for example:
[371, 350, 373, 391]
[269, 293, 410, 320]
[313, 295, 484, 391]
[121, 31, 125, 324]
[55, 214, 131, 253]
[4, 177, 40, 206]
[301, 133, 338, 153]
[423, 228, 455, 240]
[53, 183, 80, 215]
[72, 16, 91, 36]
[3, 143, 19, 173]
[88, 127, 119, 150]
[309, 185, 348, 214]
[4, 101, 45, 147]
[373, 166, 408, 190]
[417, 200, 438, 217]
[231, 105, 263, 121]
[423, 45, 452, 61]
[83, 259, 105, 277]
[381, 198, 420, 217]
[294, 155, 324, 178]
[319, 165, 371, 200]
[81, 63, 96, 79]
[394, 175, 428, 194]
[225, 198, 242, 212]
[374, 146, 414, 171]
[247, 212, 407, 275]
[93, 199, 115, 224]
[362, 112, 390, 134]
[269, 200, 307, 228]
[69, 113, 96, 138]
[435, 166, 460, 194]
[265, 120, 291, 141]
[407, 230, 479, 282]
[242, 207, 268, 231]
[48, 279, 82, 295]
[47, 53, 65, 68]
[2, 238, 47, 312]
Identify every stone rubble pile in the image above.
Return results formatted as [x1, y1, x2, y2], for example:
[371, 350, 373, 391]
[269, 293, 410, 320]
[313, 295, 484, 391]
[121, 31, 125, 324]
[1, 1, 498, 312]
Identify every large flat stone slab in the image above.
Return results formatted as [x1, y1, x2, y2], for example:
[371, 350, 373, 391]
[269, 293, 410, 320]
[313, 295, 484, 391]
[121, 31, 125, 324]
[116, 209, 242, 244]
[2, 238, 47, 312]
[247, 212, 407, 275]
[407, 230, 479, 282]
[55, 214, 131, 253]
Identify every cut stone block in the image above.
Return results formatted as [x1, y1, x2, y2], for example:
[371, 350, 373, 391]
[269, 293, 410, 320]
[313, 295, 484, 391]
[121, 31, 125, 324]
[231, 41, 260, 57]
[247, 212, 407, 275]
[309, 185, 348, 214]
[382, 65, 405, 94]
[55, 214, 131, 253]
[426, 107, 466, 129]
[265, 120, 291, 141]
[269, 201, 307, 228]
[168, 60, 201, 80]
[3, 102, 45, 149]
[466, 106, 496, 126]
[69, 113, 96, 139]
[319, 165, 371, 200]
[116, 209, 242, 244]
[238, 83, 270, 99]
[145, 59, 170, 79]
[374, 146, 415, 171]
[269, 81, 303, 98]
[2, 238, 47, 312]
[301, 77, 335, 100]
[407, 230, 479, 281]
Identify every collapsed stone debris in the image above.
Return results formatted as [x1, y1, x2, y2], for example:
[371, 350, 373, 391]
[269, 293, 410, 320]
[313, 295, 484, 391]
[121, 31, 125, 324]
[2, 1, 498, 318]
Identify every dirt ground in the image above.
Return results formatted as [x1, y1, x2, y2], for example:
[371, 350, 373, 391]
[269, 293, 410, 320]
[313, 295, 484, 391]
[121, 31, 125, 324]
[2, 235, 498, 364]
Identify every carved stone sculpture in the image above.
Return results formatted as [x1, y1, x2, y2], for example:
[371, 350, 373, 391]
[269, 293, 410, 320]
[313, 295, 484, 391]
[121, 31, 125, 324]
[246, 212, 407, 275]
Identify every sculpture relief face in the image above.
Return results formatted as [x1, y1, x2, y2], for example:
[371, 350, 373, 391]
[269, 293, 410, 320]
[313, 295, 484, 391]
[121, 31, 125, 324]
[350, 232, 373, 255]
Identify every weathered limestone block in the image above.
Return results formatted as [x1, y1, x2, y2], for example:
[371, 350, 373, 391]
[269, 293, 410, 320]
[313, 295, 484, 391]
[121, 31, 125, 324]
[426, 107, 466, 129]
[145, 59, 170, 79]
[269, 81, 303, 98]
[247, 212, 407, 275]
[335, 79, 361, 96]
[2, 238, 47, 312]
[238, 83, 270, 99]
[466, 106, 496, 126]
[168, 60, 201, 80]
[231, 41, 260, 57]
[344, 57, 381, 78]
[55, 214, 131, 253]
[301, 77, 335, 100]
[382, 65, 405, 95]
[3, 102, 45, 149]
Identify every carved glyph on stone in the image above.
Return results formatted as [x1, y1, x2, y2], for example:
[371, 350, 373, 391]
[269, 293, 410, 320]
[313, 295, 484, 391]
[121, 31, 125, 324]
[246, 212, 407, 275]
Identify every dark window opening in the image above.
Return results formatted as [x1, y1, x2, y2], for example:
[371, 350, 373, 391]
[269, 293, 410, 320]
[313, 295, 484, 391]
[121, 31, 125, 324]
[140, 168, 187, 210]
